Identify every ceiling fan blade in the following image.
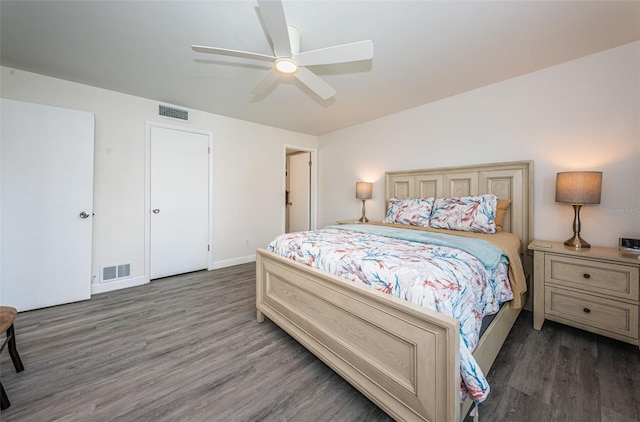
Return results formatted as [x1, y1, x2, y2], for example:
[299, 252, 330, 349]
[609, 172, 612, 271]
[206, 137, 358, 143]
[294, 67, 336, 100]
[192, 45, 275, 62]
[293, 40, 374, 66]
[257, 0, 291, 57]
[250, 69, 281, 96]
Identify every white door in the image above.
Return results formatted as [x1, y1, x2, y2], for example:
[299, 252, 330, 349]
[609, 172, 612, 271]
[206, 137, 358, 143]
[288, 152, 310, 232]
[1, 99, 94, 311]
[150, 126, 209, 279]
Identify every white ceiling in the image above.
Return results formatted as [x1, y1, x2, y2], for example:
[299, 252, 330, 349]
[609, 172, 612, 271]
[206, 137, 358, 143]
[1, 1, 639, 136]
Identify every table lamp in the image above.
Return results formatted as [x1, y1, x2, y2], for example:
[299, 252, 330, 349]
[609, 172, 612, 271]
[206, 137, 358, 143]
[555, 171, 602, 248]
[356, 182, 373, 223]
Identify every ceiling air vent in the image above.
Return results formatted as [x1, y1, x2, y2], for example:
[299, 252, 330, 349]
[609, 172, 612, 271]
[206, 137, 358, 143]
[158, 103, 190, 122]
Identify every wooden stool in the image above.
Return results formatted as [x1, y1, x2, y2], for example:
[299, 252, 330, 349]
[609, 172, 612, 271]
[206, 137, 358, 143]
[0, 306, 24, 411]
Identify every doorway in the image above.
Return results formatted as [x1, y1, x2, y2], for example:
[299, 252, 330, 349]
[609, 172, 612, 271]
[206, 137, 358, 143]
[287, 151, 311, 232]
[145, 123, 213, 281]
[285, 146, 317, 233]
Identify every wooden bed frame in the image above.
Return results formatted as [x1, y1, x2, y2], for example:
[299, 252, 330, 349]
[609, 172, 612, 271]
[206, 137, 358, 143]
[256, 161, 533, 421]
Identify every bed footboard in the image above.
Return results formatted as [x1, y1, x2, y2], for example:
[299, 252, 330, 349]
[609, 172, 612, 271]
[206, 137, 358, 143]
[256, 248, 461, 422]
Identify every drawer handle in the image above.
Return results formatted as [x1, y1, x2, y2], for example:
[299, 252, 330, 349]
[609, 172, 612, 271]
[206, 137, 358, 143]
[583, 273, 591, 279]
[583, 308, 591, 314]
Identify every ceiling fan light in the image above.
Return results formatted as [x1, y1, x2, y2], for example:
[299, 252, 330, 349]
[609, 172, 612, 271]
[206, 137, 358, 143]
[274, 58, 299, 74]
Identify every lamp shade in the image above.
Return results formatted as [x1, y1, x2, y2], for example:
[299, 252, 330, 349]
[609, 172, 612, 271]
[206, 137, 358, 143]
[355, 182, 372, 200]
[555, 171, 602, 204]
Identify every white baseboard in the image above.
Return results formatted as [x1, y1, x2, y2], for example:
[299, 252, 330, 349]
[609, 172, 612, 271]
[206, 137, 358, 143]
[91, 256, 255, 295]
[210, 254, 256, 270]
[91, 275, 147, 295]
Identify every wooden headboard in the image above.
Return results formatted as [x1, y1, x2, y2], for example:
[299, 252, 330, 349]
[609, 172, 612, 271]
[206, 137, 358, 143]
[385, 160, 534, 255]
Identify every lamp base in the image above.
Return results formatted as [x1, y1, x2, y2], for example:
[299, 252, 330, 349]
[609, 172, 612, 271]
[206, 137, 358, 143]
[564, 233, 591, 249]
[359, 199, 368, 223]
[564, 204, 591, 248]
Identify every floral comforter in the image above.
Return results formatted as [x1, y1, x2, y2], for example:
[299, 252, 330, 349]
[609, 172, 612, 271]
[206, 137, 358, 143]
[267, 224, 515, 403]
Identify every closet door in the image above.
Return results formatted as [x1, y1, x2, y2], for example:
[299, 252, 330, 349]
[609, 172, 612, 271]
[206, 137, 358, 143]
[1, 99, 94, 311]
[149, 126, 209, 280]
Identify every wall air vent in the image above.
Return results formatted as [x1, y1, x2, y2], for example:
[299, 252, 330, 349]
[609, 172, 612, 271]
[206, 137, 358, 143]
[101, 264, 132, 283]
[102, 266, 117, 282]
[158, 103, 190, 122]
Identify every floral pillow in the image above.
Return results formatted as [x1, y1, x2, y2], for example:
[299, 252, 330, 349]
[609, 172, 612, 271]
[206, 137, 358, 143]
[383, 197, 434, 227]
[429, 194, 498, 233]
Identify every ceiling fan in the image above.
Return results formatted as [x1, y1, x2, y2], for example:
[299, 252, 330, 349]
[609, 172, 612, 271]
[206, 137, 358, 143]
[192, 0, 374, 100]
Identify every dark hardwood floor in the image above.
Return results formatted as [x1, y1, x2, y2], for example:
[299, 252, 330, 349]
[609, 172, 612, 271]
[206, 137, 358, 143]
[1, 262, 638, 421]
[470, 307, 640, 422]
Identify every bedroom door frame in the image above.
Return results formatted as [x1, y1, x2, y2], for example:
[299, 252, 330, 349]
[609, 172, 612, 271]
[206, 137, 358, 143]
[284, 145, 317, 233]
[144, 121, 214, 282]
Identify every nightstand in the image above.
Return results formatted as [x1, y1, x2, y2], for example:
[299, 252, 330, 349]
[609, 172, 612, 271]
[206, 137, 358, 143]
[529, 240, 640, 348]
[336, 219, 363, 224]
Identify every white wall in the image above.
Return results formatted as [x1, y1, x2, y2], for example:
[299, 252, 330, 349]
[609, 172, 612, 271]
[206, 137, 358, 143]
[2, 40, 637, 297]
[1, 66, 317, 291]
[319, 42, 640, 249]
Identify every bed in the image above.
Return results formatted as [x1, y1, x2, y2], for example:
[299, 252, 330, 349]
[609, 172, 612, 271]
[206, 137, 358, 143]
[256, 161, 533, 421]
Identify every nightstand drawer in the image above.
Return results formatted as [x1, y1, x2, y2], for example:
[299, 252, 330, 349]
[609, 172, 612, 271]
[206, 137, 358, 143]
[544, 255, 639, 301]
[545, 287, 639, 339]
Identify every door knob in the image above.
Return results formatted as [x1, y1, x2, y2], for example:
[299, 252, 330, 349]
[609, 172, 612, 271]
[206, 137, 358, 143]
[79, 211, 90, 219]
[152, 209, 160, 214]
